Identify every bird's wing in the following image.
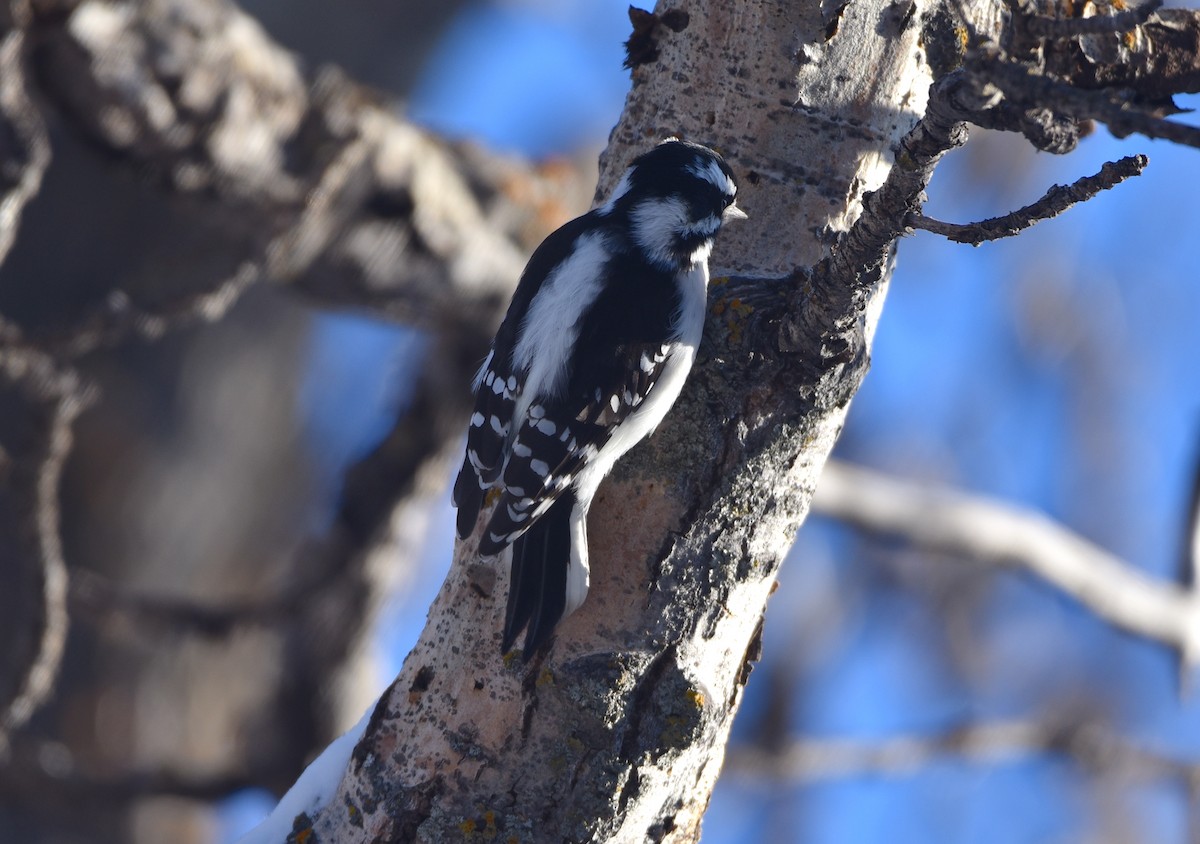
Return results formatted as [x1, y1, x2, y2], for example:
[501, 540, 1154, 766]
[477, 341, 674, 555]
[452, 215, 596, 539]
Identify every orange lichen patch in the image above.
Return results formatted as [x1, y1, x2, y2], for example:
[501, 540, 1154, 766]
[686, 688, 706, 709]
[718, 296, 755, 344]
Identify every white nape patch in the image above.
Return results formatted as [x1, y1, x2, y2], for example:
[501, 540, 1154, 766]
[630, 196, 690, 269]
[564, 498, 591, 617]
[687, 158, 737, 200]
[597, 168, 635, 214]
[512, 232, 611, 421]
[472, 350, 494, 391]
[236, 700, 374, 844]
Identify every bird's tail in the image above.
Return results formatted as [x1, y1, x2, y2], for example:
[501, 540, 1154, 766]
[502, 490, 588, 656]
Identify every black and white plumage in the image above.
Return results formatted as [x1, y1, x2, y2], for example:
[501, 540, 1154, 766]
[453, 139, 745, 655]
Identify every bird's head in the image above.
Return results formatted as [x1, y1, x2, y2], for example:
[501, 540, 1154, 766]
[600, 139, 746, 270]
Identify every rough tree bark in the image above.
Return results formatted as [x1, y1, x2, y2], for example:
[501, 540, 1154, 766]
[299, 0, 1200, 840]
[307, 0, 937, 839]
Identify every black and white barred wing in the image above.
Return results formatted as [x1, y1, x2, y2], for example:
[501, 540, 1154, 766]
[452, 215, 595, 541]
[478, 342, 674, 555]
[452, 351, 521, 539]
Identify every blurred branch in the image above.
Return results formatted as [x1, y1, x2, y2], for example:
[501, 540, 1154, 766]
[812, 461, 1200, 670]
[908, 154, 1147, 245]
[68, 568, 314, 641]
[725, 716, 1199, 782]
[1183, 425, 1200, 596]
[34, 265, 261, 360]
[0, 736, 278, 803]
[0, 3, 49, 267]
[0, 347, 89, 745]
[19, 0, 584, 354]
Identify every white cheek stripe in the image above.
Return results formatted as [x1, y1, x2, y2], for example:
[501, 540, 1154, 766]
[687, 159, 736, 200]
[630, 196, 690, 269]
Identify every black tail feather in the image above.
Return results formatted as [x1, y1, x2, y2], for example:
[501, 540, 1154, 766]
[502, 492, 574, 657]
[452, 457, 484, 539]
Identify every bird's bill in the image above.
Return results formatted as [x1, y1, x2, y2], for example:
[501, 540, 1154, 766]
[723, 204, 748, 222]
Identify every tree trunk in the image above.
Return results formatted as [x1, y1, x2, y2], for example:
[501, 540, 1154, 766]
[309, 0, 937, 839]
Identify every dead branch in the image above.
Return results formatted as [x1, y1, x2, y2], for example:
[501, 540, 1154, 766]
[973, 53, 1200, 148]
[908, 154, 1147, 244]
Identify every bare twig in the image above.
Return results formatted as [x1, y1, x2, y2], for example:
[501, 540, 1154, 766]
[811, 461, 1200, 668]
[1026, 0, 1163, 39]
[908, 154, 1147, 244]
